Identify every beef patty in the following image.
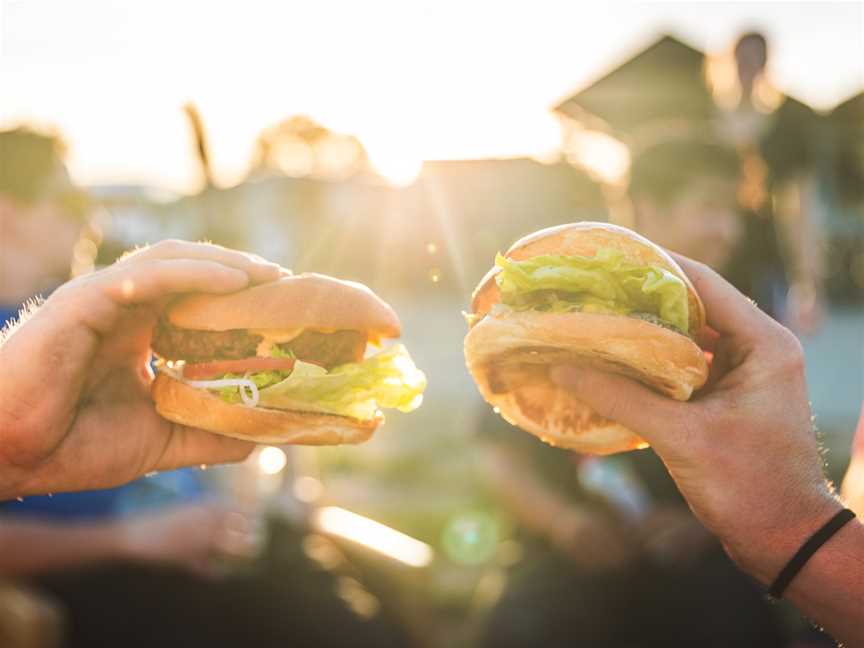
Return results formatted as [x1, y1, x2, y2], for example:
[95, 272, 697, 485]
[152, 322, 366, 369]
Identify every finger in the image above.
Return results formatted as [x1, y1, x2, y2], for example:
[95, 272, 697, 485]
[704, 337, 738, 388]
[155, 425, 255, 473]
[549, 365, 697, 456]
[699, 326, 720, 353]
[100, 259, 252, 305]
[120, 240, 281, 284]
[670, 253, 776, 341]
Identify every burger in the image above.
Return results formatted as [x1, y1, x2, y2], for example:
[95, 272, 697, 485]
[464, 222, 708, 455]
[151, 273, 426, 445]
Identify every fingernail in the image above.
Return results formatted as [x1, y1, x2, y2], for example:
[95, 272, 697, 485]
[248, 254, 279, 270]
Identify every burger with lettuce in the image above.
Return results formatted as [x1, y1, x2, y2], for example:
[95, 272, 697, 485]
[464, 222, 708, 455]
[151, 273, 426, 445]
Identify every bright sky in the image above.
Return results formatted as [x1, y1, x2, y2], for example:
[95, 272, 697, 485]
[1, 0, 862, 193]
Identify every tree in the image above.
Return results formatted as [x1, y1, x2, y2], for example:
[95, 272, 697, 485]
[249, 115, 369, 181]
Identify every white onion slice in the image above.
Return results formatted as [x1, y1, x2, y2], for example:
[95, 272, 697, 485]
[156, 365, 260, 408]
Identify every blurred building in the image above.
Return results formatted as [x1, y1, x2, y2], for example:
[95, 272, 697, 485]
[555, 35, 712, 145]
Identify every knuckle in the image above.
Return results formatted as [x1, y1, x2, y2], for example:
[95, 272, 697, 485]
[774, 330, 805, 373]
[117, 243, 151, 262]
[140, 239, 185, 258]
[157, 238, 184, 250]
[689, 258, 710, 274]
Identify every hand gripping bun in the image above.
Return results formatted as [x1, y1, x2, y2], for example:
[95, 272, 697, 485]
[153, 373, 378, 445]
[464, 222, 709, 455]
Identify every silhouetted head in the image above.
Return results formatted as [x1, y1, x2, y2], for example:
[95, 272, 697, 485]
[0, 128, 90, 298]
[734, 32, 768, 91]
[629, 139, 743, 271]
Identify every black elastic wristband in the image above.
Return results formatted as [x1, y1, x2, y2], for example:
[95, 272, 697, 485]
[768, 508, 856, 599]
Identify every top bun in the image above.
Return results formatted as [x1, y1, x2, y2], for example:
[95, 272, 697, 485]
[470, 222, 705, 337]
[167, 272, 401, 337]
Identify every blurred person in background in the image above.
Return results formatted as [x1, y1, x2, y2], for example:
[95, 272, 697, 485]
[824, 91, 864, 305]
[628, 138, 743, 273]
[0, 127, 410, 648]
[708, 31, 827, 334]
[0, 128, 91, 315]
[478, 138, 783, 647]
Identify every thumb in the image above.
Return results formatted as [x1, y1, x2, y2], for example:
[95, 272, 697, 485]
[549, 365, 696, 455]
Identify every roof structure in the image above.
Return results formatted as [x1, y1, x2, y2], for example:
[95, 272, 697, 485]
[554, 35, 714, 136]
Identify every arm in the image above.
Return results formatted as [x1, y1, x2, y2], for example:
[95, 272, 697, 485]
[0, 519, 125, 577]
[780, 520, 864, 647]
[774, 174, 826, 334]
[550, 256, 863, 646]
[0, 504, 248, 577]
[0, 240, 280, 499]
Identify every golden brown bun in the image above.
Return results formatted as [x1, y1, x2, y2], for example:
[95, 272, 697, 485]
[465, 222, 708, 455]
[152, 373, 378, 445]
[167, 273, 401, 338]
[471, 222, 705, 337]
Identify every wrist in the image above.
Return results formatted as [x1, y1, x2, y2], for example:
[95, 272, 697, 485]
[724, 489, 843, 585]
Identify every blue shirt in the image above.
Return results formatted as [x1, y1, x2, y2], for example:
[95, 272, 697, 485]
[0, 300, 207, 521]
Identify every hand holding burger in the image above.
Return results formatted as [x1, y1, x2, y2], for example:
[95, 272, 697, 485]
[550, 254, 864, 646]
[0, 240, 280, 499]
[0, 240, 424, 500]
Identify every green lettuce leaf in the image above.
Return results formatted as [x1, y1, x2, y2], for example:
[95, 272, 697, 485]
[495, 248, 690, 334]
[269, 344, 295, 359]
[255, 344, 426, 420]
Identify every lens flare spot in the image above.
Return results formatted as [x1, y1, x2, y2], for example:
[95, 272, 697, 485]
[294, 476, 324, 502]
[441, 512, 498, 565]
[258, 446, 287, 475]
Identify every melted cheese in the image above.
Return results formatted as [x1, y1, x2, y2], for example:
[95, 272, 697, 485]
[251, 328, 305, 357]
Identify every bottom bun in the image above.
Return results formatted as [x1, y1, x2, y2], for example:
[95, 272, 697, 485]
[464, 310, 708, 455]
[469, 360, 648, 455]
[152, 373, 378, 445]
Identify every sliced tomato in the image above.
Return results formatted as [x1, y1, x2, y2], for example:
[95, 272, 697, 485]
[183, 357, 296, 380]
